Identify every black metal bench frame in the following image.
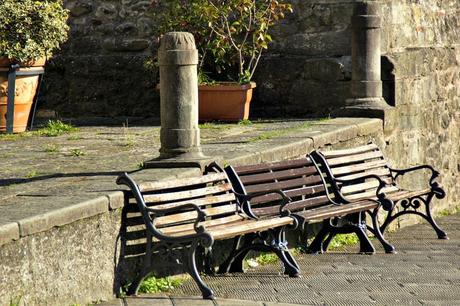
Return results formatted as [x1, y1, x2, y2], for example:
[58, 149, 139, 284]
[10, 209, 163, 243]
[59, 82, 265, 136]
[225, 154, 396, 256]
[309, 151, 396, 254]
[312, 144, 448, 248]
[116, 163, 299, 300]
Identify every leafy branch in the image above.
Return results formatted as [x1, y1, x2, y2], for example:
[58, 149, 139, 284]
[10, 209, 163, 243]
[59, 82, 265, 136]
[150, 0, 292, 84]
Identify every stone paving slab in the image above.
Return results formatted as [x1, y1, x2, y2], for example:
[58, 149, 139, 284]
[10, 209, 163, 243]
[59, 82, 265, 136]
[0, 118, 382, 245]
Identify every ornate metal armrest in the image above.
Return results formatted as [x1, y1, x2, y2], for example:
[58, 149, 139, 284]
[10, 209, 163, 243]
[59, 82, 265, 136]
[389, 165, 440, 185]
[334, 174, 394, 211]
[234, 189, 292, 219]
[116, 173, 213, 247]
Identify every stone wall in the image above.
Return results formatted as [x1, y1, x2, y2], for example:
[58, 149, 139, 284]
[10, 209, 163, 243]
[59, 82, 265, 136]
[43, 0, 159, 118]
[380, 0, 460, 217]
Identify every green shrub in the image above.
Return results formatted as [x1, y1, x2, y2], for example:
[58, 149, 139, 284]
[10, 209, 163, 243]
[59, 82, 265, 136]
[150, 0, 292, 83]
[0, 0, 69, 63]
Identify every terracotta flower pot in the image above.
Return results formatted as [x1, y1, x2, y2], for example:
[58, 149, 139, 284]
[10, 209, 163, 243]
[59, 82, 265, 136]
[198, 82, 256, 122]
[0, 57, 45, 133]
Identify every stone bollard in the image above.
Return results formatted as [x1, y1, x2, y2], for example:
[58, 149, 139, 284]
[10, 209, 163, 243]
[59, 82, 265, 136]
[145, 32, 210, 168]
[344, 1, 393, 118]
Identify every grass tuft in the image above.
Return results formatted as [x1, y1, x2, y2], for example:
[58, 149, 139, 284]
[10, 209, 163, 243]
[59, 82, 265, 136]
[9, 296, 22, 306]
[138, 276, 185, 294]
[328, 234, 360, 250]
[43, 144, 59, 153]
[70, 149, 86, 157]
[238, 119, 253, 125]
[36, 120, 77, 137]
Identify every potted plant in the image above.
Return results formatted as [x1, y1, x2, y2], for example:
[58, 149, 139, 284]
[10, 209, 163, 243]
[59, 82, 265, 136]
[0, 0, 69, 133]
[150, 0, 292, 121]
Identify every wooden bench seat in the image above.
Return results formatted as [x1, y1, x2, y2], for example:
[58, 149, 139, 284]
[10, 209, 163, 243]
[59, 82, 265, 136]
[116, 164, 299, 300]
[226, 156, 395, 255]
[313, 143, 448, 246]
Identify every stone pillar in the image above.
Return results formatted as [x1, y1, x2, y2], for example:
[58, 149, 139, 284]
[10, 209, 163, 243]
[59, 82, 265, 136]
[345, 1, 392, 117]
[146, 32, 210, 168]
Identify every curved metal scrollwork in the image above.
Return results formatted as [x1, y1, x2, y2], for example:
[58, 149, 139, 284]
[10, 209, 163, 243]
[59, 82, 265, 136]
[380, 192, 448, 240]
[399, 196, 425, 211]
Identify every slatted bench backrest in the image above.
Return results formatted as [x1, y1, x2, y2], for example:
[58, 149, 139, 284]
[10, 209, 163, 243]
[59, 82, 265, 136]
[320, 143, 397, 200]
[132, 172, 240, 233]
[231, 158, 335, 217]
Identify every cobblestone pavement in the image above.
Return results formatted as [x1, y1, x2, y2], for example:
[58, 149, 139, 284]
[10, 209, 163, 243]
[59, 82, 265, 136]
[103, 213, 460, 305]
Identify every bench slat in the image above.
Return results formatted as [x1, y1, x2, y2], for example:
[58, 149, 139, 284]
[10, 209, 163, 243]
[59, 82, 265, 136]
[209, 217, 294, 240]
[161, 214, 245, 235]
[253, 195, 330, 216]
[332, 161, 391, 180]
[345, 186, 400, 200]
[321, 143, 379, 158]
[327, 151, 384, 166]
[234, 159, 312, 175]
[330, 159, 388, 176]
[155, 204, 238, 227]
[143, 183, 232, 203]
[250, 185, 327, 205]
[139, 172, 228, 192]
[296, 201, 379, 221]
[153, 193, 237, 210]
[341, 179, 392, 195]
[240, 166, 317, 184]
[244, 175, 323, 194]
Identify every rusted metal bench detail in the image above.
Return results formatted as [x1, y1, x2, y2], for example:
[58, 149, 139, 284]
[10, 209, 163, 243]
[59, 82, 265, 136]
[116, 164, 299, 300]
[225, 157, 395, 255]
[314, 143, 448, 246]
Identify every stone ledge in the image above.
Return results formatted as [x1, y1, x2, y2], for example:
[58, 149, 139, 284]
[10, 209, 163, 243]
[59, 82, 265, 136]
[0, 222, 19, 247]
[107, 191, 125, 210]
[18, 196, 109, 237]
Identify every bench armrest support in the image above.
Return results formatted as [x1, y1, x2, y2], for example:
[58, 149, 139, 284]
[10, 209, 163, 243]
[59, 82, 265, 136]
[334, 174, 394, 211]
[389, 165, 444, 199]
[234, 190, 292, 219]
[116, 173, 214, 247]
[390, 165, 439, 184]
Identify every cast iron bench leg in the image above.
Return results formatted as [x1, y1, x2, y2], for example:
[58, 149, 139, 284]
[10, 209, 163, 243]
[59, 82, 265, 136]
[308, 217, 376, 254]
[218, 229, 300, 277]
[187, 241, 215, 299]
[366, 207, 396, 254]
[307, 220, 331, 254]
[380, 192, 448, 240]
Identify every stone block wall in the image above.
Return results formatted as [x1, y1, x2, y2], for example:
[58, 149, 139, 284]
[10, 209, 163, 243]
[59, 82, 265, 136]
[380, 0, 460, 217]
[43, 0, 159, 118]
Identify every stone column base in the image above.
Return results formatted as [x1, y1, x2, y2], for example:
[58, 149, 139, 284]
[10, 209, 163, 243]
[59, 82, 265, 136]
[334, 97, 396, 133]
[144, 156, 217, 171]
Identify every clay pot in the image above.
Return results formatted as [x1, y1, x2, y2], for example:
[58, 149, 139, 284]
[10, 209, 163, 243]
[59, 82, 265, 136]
[198, 82, 256, 122]
[0, 58, 45, 133]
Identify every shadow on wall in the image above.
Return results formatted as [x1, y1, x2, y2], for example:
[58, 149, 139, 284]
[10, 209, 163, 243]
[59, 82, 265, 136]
[382, 56, 396, 107]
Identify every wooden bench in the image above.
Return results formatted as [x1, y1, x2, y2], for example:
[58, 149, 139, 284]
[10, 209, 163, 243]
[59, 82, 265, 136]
[116, 163, 299, 300]
[312, 143, 448, 246]
[225, 156, 396, 255]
